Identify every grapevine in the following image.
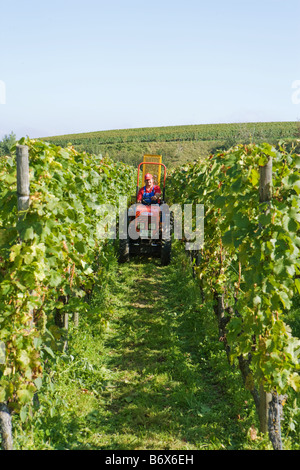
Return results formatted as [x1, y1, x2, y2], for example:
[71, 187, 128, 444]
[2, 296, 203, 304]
[169, 142, 300, 428]
[0, 138, 135, 422]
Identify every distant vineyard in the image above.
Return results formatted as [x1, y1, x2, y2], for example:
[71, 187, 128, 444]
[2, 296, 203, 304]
[40, 122, 300, 170]
[43, 121, 299, 147]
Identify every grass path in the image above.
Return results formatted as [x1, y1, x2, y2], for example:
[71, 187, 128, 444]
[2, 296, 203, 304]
[79, 252, 257, 450]
[16, 246, 261, 450]
[97, 258, 212, 450]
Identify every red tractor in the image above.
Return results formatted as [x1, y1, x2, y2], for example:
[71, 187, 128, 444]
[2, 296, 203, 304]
[119, 157, 171, 265]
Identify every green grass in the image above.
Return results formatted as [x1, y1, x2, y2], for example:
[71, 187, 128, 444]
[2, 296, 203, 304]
[12, 243, 299, 450]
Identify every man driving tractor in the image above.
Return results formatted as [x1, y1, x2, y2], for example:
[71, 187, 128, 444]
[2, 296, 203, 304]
[137, 173, 162, 205]
[119, 157, 171, 265]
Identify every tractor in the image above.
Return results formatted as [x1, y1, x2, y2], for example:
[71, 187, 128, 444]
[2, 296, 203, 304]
[118, 155, 171, 265]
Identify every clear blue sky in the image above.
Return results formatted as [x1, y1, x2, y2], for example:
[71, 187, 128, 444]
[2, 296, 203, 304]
[1, 0, 299, 139]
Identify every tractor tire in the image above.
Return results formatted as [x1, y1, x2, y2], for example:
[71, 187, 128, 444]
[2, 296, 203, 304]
[170, 210, 174, 235]
[118, 237, 130, 263]
[161, 237, 171, 266]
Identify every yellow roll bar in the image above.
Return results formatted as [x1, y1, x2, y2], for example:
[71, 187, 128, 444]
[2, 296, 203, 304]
[142, 154, 162, 185]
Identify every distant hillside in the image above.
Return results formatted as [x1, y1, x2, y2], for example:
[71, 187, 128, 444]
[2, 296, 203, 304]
[42, 121, 299, 168]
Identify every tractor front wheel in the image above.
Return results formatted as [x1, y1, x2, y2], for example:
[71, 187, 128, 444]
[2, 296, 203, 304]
[118, 237, 130, 263]
[161, 237, 171, 266]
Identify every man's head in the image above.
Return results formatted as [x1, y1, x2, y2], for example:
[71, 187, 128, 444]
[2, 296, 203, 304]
[144, 173, 153, 186]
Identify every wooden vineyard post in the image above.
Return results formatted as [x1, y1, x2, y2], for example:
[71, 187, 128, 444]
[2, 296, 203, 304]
[258, 156, 284, 450]
[259, 157, 272, 206]
[258, 383, 272, 434]
[16, 145, 30, 218]
[0, 404, 13, 450]
[258, 157, 273, 435]
[259, 157, 285, 449]
[16, 144, 35, 329]
[0, 146, 29, 450]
